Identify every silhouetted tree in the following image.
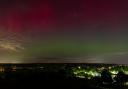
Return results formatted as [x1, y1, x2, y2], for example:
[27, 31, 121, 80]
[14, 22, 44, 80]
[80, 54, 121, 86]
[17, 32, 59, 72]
[101, 69, 113, 85]
[114, 71, 127, 86]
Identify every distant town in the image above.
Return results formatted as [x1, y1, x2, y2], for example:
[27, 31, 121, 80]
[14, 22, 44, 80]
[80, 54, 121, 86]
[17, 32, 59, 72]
[0, 63, 127, 89]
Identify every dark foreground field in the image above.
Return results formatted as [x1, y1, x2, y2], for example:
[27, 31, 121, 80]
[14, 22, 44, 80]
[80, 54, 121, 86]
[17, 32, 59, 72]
[0, 63, 127, 89]
[0, 72, 98, 89]
[1, 72, 127, 89]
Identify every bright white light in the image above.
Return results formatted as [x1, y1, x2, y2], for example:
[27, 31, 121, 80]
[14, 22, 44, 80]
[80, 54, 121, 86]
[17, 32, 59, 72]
[125, 82, 128, 85]
[77, 76, 85, 78]
[78, 66, 81, 69]
[110, 71, 118, 74]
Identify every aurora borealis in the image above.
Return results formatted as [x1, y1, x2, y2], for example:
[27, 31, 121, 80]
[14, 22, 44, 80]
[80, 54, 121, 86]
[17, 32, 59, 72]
[0, 0, 128, 63]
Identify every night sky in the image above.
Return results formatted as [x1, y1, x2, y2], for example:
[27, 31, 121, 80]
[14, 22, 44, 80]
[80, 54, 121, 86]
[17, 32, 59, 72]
[0, 0, 128, 64]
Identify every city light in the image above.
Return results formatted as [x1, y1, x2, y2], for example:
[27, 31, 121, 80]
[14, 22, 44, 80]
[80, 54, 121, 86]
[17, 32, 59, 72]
[110, 71, 118, 75]
[0, 66, 5, 72]
[71, 65, 128, 80]
[12, 66, 17, 71]
[125, 82, 128, 85]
